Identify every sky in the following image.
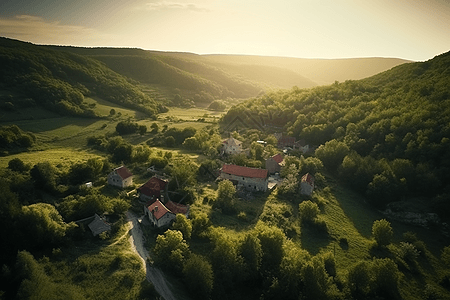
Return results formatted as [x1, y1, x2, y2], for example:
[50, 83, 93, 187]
[0, 0, 449, 61]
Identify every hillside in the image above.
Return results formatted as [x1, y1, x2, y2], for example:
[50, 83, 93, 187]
[221, 50, 450, 217]
[202, 55, 410, 86]
[0, 38, 163, 119]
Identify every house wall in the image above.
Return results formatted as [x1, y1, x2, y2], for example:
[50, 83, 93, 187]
[144, 206, 175, 228]
[220, 172, 268, 192]
[265, 158, 281, 174]
[108, 173, 133, 188]
[300, 181, 314, 196]
[223, 144, 242, 155]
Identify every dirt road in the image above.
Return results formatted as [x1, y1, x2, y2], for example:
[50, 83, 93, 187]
[126, 211, 177, 300]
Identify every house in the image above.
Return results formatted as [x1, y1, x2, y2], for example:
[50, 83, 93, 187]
[294, 139, 310, 153]
[137, 176, 168, 202]
[144, 199, 176, 228]
[220, 164, 268, 192]
[300, 173, 315, 196]
[221, 137, 243, 155]
[108, 166, 133, 188]
[165, 200, 190, 217]
[144, 199, 190, 228]
[265, 153, 284, 174]
[88, 214, 111, 236]
[277, 136, 296, 149]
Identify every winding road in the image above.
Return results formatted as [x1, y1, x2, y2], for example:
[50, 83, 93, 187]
[126, 211, 177, 300]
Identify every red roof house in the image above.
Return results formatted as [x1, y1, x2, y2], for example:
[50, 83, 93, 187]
[278, 136, 296, 148]
[265, 153, 284, 174]
[300, 173, 315, 196]
[137, 176, 168, 202]
[145, 199, 175, 228]
[165, 200, 190, 216]
[108, 166, 133, 188]
[220, 164, 269, 192]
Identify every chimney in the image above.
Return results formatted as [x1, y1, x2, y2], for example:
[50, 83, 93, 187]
[155, 206, 158, 212]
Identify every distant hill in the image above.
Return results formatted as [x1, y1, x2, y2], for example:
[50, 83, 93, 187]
[202, 55, 410, 86]
[0, 38, 163, 118]
[221, 50, 450, 215]
[0, 37, 409, 118]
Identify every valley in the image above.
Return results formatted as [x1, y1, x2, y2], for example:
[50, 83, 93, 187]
[0, 38, 449, 300]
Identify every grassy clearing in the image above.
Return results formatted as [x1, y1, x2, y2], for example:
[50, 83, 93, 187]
[0, 148, 102, 169]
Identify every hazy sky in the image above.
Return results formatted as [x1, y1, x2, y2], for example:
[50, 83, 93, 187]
[0, 0, 449, 61]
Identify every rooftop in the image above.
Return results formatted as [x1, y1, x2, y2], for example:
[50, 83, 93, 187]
[222, 164, 268, 179]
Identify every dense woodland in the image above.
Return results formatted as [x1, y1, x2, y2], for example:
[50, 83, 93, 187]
[222, 51, 450, 215]
[0, 38, 449, 300]
[0, 38, 163, 117]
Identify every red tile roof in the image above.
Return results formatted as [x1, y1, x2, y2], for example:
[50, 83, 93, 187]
[278, 136, 296, 147]
[301, 173, 314, 186]
[138, 177, 167, 197]
[147, 199, 172, 220]
[222, 164, 268, 179]
[115, 166, 133, 180]
[165, 200, 189, 215]
[271, 154, 284, 164]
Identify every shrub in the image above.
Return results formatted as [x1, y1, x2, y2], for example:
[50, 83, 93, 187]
[399, 242, 420, 262]
[299, 200, 320, 223]
[8, 158, 30, 172]
[372, 219, 393, 247]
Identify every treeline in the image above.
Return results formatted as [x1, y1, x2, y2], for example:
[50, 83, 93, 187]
[221, 51, 450, 216]
[0, 125, 36, 152]
[0, 38, 164, 117]
[151, 204, 441, 300]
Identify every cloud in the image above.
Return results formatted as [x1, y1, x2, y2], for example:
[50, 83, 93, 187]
[144, 1, 210, 12]
[0, 15, 113, 46]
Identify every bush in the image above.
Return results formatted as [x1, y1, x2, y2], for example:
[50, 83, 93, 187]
[299, 200, 320, 223]
[372, 219, 393, 247]
[8, 158, 30, 172]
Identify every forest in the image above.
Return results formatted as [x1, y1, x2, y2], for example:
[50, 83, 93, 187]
[0, 38, 449, 300]
[222, 50, 450, 215]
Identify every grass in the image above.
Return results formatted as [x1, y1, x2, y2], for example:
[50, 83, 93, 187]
[0, 148, 102, 169]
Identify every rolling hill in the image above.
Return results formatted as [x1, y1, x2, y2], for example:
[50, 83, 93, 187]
[221, 50, 450, 218]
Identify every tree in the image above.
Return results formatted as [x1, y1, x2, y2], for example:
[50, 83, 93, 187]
[348, 260, 371, 298]
[112, 143, 133, 163]
[191, 212, 211, 238]
[215, 180, 236, 214]
[109, 108, 116, 116]
[153, 230, 190, 273]
[30, 162, 57, 193]
[8, 158, 30, 172]
[299, 200, 320, 223]
[150, 122, 159, 133]
[315, 139, 350, 172]
[239, 233, 262, 280]
[21, 203, 76, 247]
[138, 125, 147, 135]
[172, 214, 192, 240]
[372, 219, 393, 247]
[183, 254, 214, 299]
[254, 221, 285, 274]
[208, 100, 226, 111]
[250, 141, 264, 161]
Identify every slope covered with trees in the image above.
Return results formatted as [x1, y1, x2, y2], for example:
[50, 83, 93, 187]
[0, 38, 163, 117]
[221, 51, 450, 216]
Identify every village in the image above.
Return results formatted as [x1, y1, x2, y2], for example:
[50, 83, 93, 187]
[82, 133, 315, 236]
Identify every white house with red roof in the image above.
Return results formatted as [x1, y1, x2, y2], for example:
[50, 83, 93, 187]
[265, 153, 284, 174]
[221, 137, 243, 155]
[145, 199, 175, 228]
[107, 166, 133, 188]
[137, 176, 168, 202]
[144, 199, 190, 228]
[220, 164, 268, 192]
[300, 173, 315, 196]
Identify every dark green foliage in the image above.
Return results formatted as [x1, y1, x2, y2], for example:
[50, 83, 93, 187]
[220, 51, 450, 212]
[30, 162, 57, 193]
[254, 221, 285, 275]
[0, 125, 36, 150]
[153, 229, 190, 274]
[372, 219, 394, 247]
[299, 200, 320, 224]
[115, 121, 139, 135]
[239, 233, 263, 280]
[172, 214, 192, 240]
[214, 180, 236, 214]
[21, 203, 76, 248]
[208, 100, 227, 111]
[183, 254, 213, 299]
[0, 38, 161, 117]
[191, 212, 211, 238]
[8, 158, 30, 172]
